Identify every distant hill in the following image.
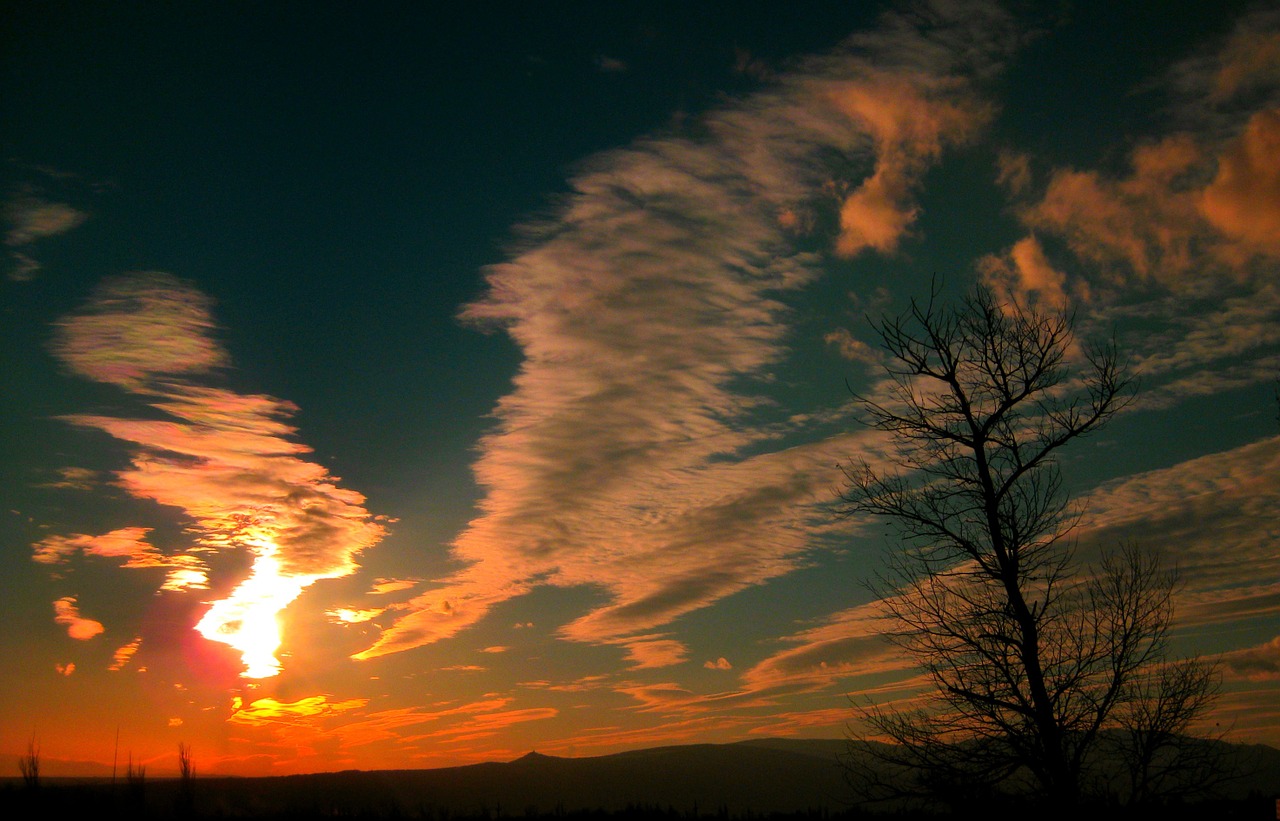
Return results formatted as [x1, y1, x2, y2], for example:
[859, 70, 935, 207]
[4, 736, 1278, 817]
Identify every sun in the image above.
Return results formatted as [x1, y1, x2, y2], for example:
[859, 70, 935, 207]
[196, 543, 319, 679]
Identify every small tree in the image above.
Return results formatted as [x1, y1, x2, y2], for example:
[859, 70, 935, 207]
[178, 741, 194, 781]
[840, 286, 1219, 813]
[177, 741, 195, 811]
[18, 737, 39, 791]
[125, 751, 146, 806]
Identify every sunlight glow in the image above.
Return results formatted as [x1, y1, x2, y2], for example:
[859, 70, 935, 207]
[196, 542, 320, 679]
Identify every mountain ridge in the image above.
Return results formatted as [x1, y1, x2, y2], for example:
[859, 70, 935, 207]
[5, 736, 1277, 816]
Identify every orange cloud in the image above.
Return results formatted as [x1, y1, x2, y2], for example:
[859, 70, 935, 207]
[741, 599, 909, 695]
[703, 657, 733, 670]
[109, 637, 142, 671]
[618, 637, 689, 670]
[1200, 108, 1280, 256]
[831, 74, 987, 257]
[53, 596, 104, 640]
[32, 527, 210, 591]
[978, 234, 1072, 310]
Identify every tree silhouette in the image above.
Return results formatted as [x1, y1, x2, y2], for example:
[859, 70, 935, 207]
[840, 286, 1220, 814]
[18, 737, 39, 791]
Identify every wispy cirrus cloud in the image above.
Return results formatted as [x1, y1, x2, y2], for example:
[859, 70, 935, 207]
[357, 0, 1011, 663]
[41, 272, 387, 678]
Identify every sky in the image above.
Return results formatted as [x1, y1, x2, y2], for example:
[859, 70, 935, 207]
[2, 0, 1279, 777]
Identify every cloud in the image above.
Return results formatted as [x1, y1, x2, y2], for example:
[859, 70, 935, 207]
[110, 637, 142, 671]
[357, 1, 1011, 662]
[1074, 436, 1280, 630]
[741, 599, 911, 695]
[328, 608, 384, 624]
[369, 579, 417, 595]
[4, 195, 87, 246]
[617, 636, 689, 670]
[37, 466, 98, 491]
[823, 327, 881, 366]
[1199, 107, 1280, 255]
[988, 10, 1280, 303]
[53, 596, 104, 640]
[46, 272, 388, 678]
[56, 663, 75, 676]
[33, 527, 210, 591]
[594, 55, 627, 73]
[229, 695, 369, 728]
[976, 12, 1280, 411]
[1221, 637, 1280, 682]
[51, 272, 229, 389]
[978, 234, 1072, 310]
[703, 657, 732, 670]
[3, 191, 89, 280]
[831, 73, 988, 256]
[995, 150, 1031, 194]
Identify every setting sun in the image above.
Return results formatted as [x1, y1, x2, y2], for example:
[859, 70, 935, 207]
[196, 545, 319, 679]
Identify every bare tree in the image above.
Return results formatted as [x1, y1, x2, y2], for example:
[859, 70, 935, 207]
[840, 286, 1219, 813]
[178, 741, 195, 782]
[177, 741, 195, 811]
[18, 737, 39, 791]
[125, 751, 147, 808]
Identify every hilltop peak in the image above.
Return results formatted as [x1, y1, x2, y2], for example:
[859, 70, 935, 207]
[513, 750, 558, 764]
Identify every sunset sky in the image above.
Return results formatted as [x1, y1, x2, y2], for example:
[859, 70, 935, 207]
[2, 0, 1279, 777]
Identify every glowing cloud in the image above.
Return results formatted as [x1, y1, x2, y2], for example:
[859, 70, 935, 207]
[109, 637, 142, 671]
[53, 596, 104, 641]
[229, 695, 369, 727]
[47, 272, 387, 678]
[32, 527, 210, 591]
[328, 608, 384, 625]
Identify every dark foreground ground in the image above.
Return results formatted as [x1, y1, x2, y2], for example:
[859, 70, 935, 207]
[4, 738, 1278, 820]
[2, 783, 1276, 821]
